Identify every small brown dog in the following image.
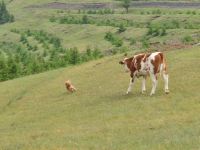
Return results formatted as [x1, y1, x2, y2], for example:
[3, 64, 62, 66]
[65, 80, 76, 93]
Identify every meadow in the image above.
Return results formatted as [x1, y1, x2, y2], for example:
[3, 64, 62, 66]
[0, 47, 200, 149]
[1, 0, 200, 81]
[0, 0, 200, 149]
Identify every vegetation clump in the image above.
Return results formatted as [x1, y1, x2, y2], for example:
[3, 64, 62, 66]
[0, 1, 14, 24]
[105, 32, 123, 47]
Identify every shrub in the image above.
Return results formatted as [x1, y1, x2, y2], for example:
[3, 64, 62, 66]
[105, 32, 123, 47]
[113, 38, 123, 47]
[147, 25, 167, 37]
[20, 34, 27, 43]
[160, 27, 167, 36]
[118, 24, 127, 33]
[192, 11, 196, 15]
[186, 10, 191, 15]
[182, 35, 193, 44]
[49, 16, 56, 22]
[105, 32, 113, 41]
[92, 48, 102, 59]
[69, 47, 80, 64]
[152, 9, 161, 15]
[82, 15, 89, 24]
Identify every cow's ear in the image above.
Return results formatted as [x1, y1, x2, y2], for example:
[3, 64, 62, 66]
[119, 61, 124, 65]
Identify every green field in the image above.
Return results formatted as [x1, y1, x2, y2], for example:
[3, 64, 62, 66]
[1, 0, 200, 51]
[0, 0, 200, 149]
[0, 0, 200, 82]
[0, 47, 200, 149]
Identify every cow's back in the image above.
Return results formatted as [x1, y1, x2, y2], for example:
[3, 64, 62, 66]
[148, 52, 165, 74]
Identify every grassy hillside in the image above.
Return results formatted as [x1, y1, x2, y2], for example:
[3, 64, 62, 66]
[2, 0, 200, 51]
[0, 0, 199, 82]
[0, 47, 200, 149]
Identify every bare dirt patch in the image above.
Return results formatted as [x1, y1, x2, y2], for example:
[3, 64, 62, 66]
[149, 41, 193, 51]
[131, 1, 200, 8]
[27, 2, 113, 10]
[26, 1, 200, 10]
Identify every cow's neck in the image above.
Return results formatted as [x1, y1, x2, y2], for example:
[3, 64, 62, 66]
[126, 57, 134, 70]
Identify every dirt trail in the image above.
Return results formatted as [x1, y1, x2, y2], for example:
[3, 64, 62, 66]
[131, 1, 200, 8]
[27, 1, 200, 10]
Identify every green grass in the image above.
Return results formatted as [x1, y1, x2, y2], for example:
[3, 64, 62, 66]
[0, 47, 200, 149]
[1, 1, 199, 52]
[0, 1, 199, 58]
[0, 2, 200, 148]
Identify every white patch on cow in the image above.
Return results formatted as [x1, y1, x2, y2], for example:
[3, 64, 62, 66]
[127, 78, 134, 94]
[124, 64, 129, 72]
[163, 73, 169, 93]
[122, 58, 129, 72]
[141, 77, 146, 94]
[149, 73, 157, 96]
[149, 52, 160, 61]
[160, 64, 163, 76]
[133, 54, 143, 58]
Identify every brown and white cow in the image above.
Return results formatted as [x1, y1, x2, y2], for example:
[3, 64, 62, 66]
[119, 52, 169, 96]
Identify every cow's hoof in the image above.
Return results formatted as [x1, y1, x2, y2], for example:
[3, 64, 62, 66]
[165, 90, 170, 94]
[142, 90, 146, 94]
[150, 93, 155, 96]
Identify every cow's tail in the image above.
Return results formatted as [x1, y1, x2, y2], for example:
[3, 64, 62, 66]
[159, 52, 168, 75]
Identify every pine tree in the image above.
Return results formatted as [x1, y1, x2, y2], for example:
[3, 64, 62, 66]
[122, 0, 131, 13]
[0, 55, 8, 81]
[0, 1, 14, 24]
[69, 48, 80, 65]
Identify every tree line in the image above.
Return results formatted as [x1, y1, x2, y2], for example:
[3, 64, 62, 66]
[0, 29, 103, 81]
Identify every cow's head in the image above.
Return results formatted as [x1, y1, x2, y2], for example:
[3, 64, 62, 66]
[120, 55, 146, 78]
[119, 58, 129, 72]
[119, 57, 137, 74]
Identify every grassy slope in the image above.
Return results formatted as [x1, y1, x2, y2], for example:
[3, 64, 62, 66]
[0, 47, 200, 150]
[0, 0, 199, 52]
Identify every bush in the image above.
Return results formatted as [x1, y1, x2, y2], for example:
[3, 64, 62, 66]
[192, 11, 196, 15]
[92, 48, 102, 59]
[160, 27, 167, 36]
[152, 9, 162, 15]
[186, 10, 191, 15]
[20, 34, 27, 43]
[105, 32, 123, 47]
[182, 35, 193, 44]
[69, 48, 80, 64]
[82, 15, 89, 24]
[118, 24, 127, 33]
[113, 38, 123, 47]
[105, 32, 113, 41]
[147, 25, 167, 37]
[49, 16, 56, 22]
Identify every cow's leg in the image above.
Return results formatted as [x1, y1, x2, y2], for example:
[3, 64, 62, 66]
[150, 73, 158, 96]
[163, 72, 169, 94]
[127, 77, 134, 94]
[141, 76, 146, 94]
